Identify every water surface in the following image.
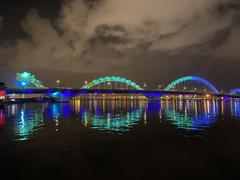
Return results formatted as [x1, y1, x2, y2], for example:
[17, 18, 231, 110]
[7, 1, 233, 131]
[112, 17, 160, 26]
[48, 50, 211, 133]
[1, 99, 240, 179]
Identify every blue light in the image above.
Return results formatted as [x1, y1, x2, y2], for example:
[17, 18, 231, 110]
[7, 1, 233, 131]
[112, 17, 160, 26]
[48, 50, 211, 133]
[165, 76, 219, 94]
[231, 88, 240, 95]
[21, 82, 26, 86]
[52, 92, 59, 96]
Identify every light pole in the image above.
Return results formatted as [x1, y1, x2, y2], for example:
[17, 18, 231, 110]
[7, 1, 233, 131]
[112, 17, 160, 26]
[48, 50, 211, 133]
[107, 82, 111, 89]
[143, 82, 147, 89]
[56, 80, 60, 88]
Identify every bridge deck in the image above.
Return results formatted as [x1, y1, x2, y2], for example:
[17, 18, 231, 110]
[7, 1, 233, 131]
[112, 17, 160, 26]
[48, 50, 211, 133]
[3, 88, 240, 99]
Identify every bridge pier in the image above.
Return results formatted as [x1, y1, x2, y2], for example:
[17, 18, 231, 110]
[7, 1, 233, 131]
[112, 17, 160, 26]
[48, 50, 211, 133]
[48, 90, 73, 102]
[142, 92, 162, 100]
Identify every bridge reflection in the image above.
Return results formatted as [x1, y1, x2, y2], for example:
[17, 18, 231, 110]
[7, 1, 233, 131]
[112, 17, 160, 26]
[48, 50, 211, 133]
[162, 100, 219, 130]
[0, 109, 5, 127]
[6, 104, 45, 141]
[230, 100, 240, 119]
[1, 99, 240, 141]
[71, 99, 147, 133]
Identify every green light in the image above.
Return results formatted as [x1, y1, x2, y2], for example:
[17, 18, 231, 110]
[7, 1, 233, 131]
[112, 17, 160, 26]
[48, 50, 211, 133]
[82, 76, 143, 90]
[16, 72, 46, 89]
[165, 76, 219, 94]
[15, 109, 44, 141]
[82, 110, 142, 132]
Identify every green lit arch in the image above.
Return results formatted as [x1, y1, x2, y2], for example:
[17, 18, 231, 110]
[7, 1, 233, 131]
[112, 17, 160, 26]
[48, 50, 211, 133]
[16, 72, 46, 88]
[164, 76, 219, 94]
[82, 76, 143, 90]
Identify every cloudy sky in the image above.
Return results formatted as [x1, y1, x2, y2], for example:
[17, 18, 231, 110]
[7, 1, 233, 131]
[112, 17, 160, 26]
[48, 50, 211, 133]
[0, 0, 239, 89]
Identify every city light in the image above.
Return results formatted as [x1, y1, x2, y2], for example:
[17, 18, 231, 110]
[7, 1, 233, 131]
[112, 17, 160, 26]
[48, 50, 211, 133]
[143, 82, 147, 88]
[56, 80, 60, 88]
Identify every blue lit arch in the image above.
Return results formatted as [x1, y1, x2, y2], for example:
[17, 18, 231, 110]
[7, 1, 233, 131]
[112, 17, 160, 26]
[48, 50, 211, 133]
[82, 76, 143, 90]
[230, 88, 240, 95]
[164, 76, 219, 94]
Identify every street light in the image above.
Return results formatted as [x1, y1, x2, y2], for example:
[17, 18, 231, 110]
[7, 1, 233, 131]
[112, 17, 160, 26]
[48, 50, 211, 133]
[143, 82, 147, 89]
[56, 80, 60, 88]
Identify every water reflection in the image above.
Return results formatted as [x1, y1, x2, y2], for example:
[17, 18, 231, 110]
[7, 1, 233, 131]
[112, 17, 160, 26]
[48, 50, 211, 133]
[1, 99, 240, 141]
[0, 109, 5, 127]
[6, 104, 45, 141]
[71, 99, 147, 133]
[230, 100, 240, 119]
[4, 103, 74, 141]
[162, 100, 219, 130]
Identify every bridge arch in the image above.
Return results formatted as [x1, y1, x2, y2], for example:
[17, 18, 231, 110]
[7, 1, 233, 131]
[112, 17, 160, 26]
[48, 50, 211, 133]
[82, 76, 143, 90]
[230, 88, 240, 95]
[164, 76, 219, 94]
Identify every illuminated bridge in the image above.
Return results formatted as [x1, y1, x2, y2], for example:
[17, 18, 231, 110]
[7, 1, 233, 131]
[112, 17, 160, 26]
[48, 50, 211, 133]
[1, 72, 240, 102]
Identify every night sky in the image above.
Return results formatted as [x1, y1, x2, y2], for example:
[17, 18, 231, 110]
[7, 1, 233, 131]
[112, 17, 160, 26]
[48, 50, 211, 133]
[0, 0, 240, 90]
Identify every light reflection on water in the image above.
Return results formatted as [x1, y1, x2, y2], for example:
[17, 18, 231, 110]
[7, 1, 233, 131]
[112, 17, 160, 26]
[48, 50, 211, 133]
[230, 100, 240, 119]
[71, 99, 147, 133]
[162, 100, 220, 131]
[0, 99, 240, 141]
[6, 104, 45, 141]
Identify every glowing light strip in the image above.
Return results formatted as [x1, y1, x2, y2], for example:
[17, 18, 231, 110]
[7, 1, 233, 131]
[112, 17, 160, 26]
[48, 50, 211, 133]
[164, 76, 219, 94]
[231, 88, 240, 95]
[82, 76, 143, 90]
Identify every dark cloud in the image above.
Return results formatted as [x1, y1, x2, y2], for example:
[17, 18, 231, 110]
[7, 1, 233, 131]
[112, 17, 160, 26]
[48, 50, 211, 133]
[0, 17, 3, 31]
[0, 0, 240, 88]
